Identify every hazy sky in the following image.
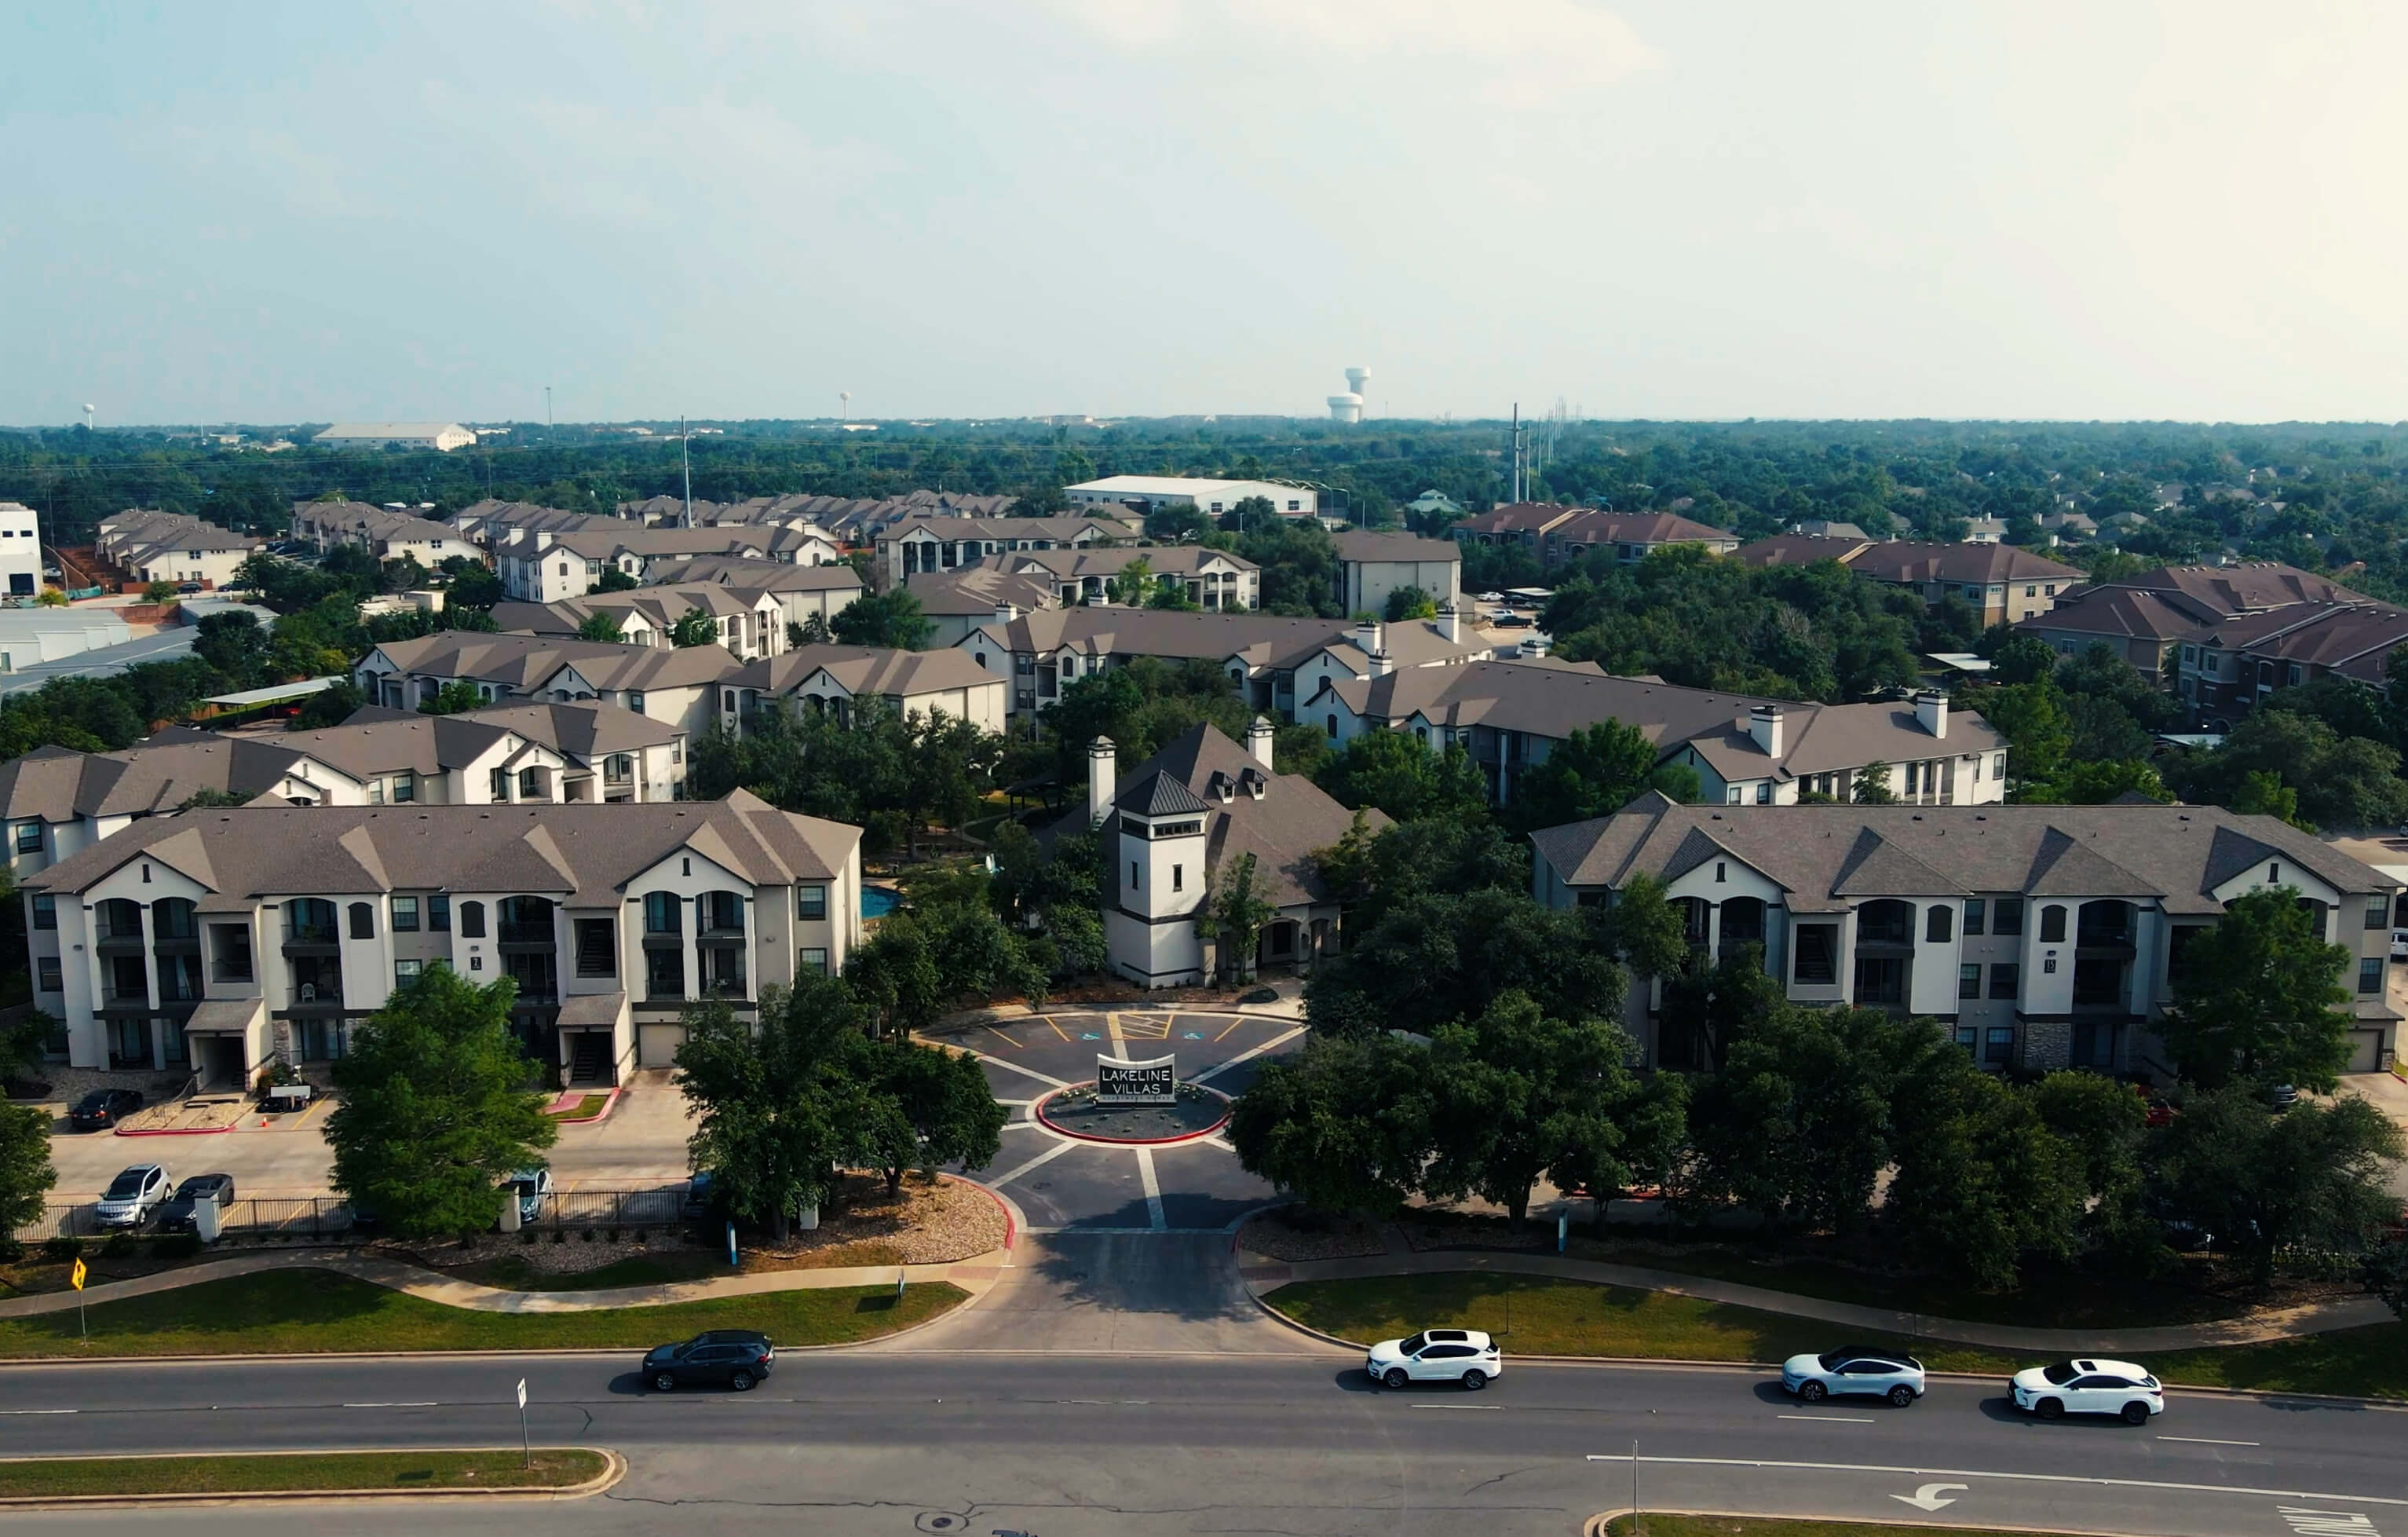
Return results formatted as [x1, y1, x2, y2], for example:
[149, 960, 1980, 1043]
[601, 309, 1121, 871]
[5, 2, 2403, 426]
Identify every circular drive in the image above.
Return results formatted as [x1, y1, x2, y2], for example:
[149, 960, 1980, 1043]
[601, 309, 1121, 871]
[1033, 1083, 1232, 1145]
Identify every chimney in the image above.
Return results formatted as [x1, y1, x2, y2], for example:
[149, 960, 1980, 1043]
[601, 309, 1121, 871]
[1248, 715, 1276, 768]
[1748, 704, 1784, 758]
[1087, 736, 1116, 829]
[1914, 690, 1948, 738]
[1369, 650, 1397, 678]
[993, 601, 1019, 626]
[1436, 602, 1461, 643]
[1354, 618, 1383, 659]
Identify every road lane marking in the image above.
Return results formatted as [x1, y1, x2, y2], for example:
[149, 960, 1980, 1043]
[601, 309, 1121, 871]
[1136, 1146, 1165, 1231]
[1412, 1403, 1500, 1411]
[2158, 1435, 2260, 1447]
[1579, 1455, 2408, 1508]
[1191, 1026, 1304, 1084]
[986, 1137, 1080, 1190]
[1778, 1414, 1873, 1423]
[0, 1409, 76, 1415]
[342, 1401, 438, 1408]
[1211, 1016, 1244, 1043]
[976, 1054, 1072, 1091]
[1108, 1012, 1124, 1047]
[983, 1026, 1024, 1049]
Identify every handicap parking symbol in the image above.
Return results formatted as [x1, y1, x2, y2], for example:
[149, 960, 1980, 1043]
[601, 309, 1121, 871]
[1182, 1030, 1204, 1039]
[1079, 1031, 1102, 1040]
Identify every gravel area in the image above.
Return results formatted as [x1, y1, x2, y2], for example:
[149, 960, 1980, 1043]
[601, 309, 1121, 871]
[1237, 1209, 1392, 1262]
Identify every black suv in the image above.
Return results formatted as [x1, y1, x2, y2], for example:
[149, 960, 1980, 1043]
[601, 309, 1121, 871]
[641, 1330, 774, 1392]
[68, 1089, 145, 1131]
[155, 1173, 237, 1232]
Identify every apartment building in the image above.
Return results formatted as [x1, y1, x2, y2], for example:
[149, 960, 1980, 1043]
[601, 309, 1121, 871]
[638, 556, 864, 635]
[1064, 476, 1317, 519]
[491, 584, 789, 658]
[2019, 562, 2378, 686]
[906, 567, 1061, 647]
[1331, 529, 1462, 615]
[722, 646, 1008, 734]
[1310, 661, 2004, 809]
[356, 631, 743, 740]
[1734, 537, 2081, 625]
[23, 793, 862, 1087]
[287, 502, 477, 568]
[875, 514, 1135, 589]
[93, 510, 259, 589]
[495, 525, 845, 603]
[1447, 503, 1735, 566]
[2180, 603, 2408, 726]
[0, 502, 42, 597]
[1529, 798, 2401, 1078]
[921, 545, 1259, 613]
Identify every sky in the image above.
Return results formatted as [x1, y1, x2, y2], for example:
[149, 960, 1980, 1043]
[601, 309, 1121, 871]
[4, 1, 2404, 426]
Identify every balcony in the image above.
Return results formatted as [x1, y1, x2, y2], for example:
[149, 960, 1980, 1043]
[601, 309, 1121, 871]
[283, 923, 338, 948]
[498, 922, 555, 946]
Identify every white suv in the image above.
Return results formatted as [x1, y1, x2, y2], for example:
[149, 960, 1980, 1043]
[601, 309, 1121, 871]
[95, 1164, 172, 1228]
[1366, 1329, 1502, 1391]
[2011, 1358, 2164, 1424]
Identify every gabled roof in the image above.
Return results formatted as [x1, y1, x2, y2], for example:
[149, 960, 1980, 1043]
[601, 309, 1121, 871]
[730, 645, 999, 701]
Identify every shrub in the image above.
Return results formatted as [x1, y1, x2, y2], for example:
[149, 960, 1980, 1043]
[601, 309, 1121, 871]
[41, 1235, 80, 1261]
[0, 1237, 24, 1264]
[150, 1233, 200, 1261]
[99, 1232, 139, 1258]
[521, 1228, 538, 1246]
[579, 1227, 595, 1242]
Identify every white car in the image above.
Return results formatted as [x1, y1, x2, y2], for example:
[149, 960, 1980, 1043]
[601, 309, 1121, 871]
[1781, 1347, 1926, 1407]
[95, 1164, 172, 1228]
[2010, 1358, 2164, 1424]
[1366, 1328, 1501, 1391]
[2390, 928, 2406, 961]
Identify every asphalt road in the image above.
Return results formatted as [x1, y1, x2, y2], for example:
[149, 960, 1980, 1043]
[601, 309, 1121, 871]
[2, 1349, 2401, 1536]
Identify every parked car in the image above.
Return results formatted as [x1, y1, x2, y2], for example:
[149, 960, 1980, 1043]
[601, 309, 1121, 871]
[681, 1170, 723, 1220]
[2261, 1082, 2299, 1112]
[1781, 1348, 1926, 1407]
[68, 1088, 145, 1132]
[2009, 1358, 2164, 1424]
[94, 1164, 172, 1228]
[503, 1165, 553, 1225]
[175, 581, 201, 595]
[1365, 1328, 1502, 1390]
[2391, 928, 2406, 961]
[155, 1173, 236, 1233]
[641, 1329, 775, 1392]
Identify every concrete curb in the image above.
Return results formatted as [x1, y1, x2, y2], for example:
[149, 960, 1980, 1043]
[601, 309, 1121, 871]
[1031, 1085, 1233, 1146]
[0, 1447, 627, 1510]
[1580, 1510, 2160, 1537]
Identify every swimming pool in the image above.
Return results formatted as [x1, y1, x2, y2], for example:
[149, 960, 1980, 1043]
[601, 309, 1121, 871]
[862, 884, 900, 920]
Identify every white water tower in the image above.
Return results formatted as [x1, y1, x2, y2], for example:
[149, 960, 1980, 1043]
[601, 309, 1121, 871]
[82, 404, 94, 430]
[1326, 366, 1368, 423]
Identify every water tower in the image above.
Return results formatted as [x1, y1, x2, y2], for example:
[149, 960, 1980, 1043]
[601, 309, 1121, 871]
[1326, 366, 1368, 423]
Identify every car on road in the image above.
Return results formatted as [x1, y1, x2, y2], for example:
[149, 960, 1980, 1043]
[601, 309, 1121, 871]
[155, 1173, 236, 1232]
[502, 1165, 553, 1225]
[2010, 1358, 2164, 1424]
[1781, 1348, 1926, 1406]
[1365, 1328, 1502, 1390]
[68, 1088, 145, 1131]
[94, 1164, 172, 1228]
[642, 1329, 775, 1392]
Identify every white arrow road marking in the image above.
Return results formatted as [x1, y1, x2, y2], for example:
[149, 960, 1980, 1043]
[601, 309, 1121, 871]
[2280, 1510, 2381, 1537]
[1578, 1455, 2408, 1509]
[1893, 1483, 1968, 1511]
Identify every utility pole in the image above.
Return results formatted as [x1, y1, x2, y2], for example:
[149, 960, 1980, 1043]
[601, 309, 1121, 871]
[545, 386, 553, 430]
[1510, 404, 1522, 503]
[681, 415, 693, 528]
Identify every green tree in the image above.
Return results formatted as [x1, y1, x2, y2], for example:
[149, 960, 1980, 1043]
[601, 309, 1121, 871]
[2161, 887, 2355, 1091]
[1506, 719, 1692, 832]
[326, 967, 558, 1240]
[1229, 1031, 1434, 1214]
[0, 1100, 55, 1239]
[788, 613, 834, 649]
[1306, 886, 1624, 1043]
[594, 566, 641, 593]
[418, 679, 486, 715]
[1314, 730, 1488, 822]
[669, 609, 722, 648]
[1383, 584, 1438, 622]
[1851, 762, 1898, 804]
[576, 612, 626, 643]
[832, 590, 934, 650]
[193, 611, 271, 687]
[864, 1037, 1009, 1197]
[2147, 1088, 2405, 1281]
[1886, 1057, 2088, 1287]
[144, 579, 179, 606]
[446, 562, 504, 610]
[1106, 557, 1157, 608]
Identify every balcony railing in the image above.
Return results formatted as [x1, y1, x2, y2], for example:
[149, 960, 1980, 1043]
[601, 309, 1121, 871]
[498, 922, 555, 946]
[288, 984, 343, 1008]
[284, 921, 338, 946]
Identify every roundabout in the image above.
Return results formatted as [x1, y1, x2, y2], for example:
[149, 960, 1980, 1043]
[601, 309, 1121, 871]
[1033, 1081, 1232, 1144]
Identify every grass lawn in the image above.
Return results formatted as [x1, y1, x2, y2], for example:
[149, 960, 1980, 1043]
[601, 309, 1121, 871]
[0, 1449, 608, 1499]
[1266, 1273, 2408, 1400]
[546, 1094, 612, 1122]
[1602, 1518, 2046, 1537]
[0, 1269, 965, 1360]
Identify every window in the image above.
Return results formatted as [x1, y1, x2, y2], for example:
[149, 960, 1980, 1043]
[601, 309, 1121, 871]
[1990, 752, 2006, 778]
[392, 773, 415, 803]
[1963, 898, 1986, 936]
[2370, 896, 2390, 931]
[796, 884, 827, 921]
[392, 896, 419, 932]
[491, 767, 510, 801]
[31, 894, 53, 930]
[1716, 862, 1727, 883]
[1989, 963, 2019, 999]
[1958, 963, 1982, 998]
[722, 690, 736, 712]
[429, 895, 451, 931]
[798, 947, 828, 977]
[395, 958, 423, 988]
[627, 690, 645, 713]
[1172, 864, 1184, 892]
[1326, 714, 1338, 737]
[347, 902, 375, 940]
[2268, 862, 2281, 884]
[1993, 898, 2024, 936]
[1130, 862, 1139, 890]
[518, 767, 543, 800]
[37, 957, 61, 993]
[1985, 1026, 2014, 1065]
[2360, 958, 2384, 995]
[1954, 1024, 1977, 1052]
[2038, 904, 2066, 943]
[575, 919, 617, 977]
[2025, 585, 2037, 598]
[1755, 781, 1772, 804]
[643, 892, 681, 934]
[1926, 905, 1953, 942]
[1793, 924, 1838, 985]
[13, 822, 39, 854]
[459, 901, 486, 939]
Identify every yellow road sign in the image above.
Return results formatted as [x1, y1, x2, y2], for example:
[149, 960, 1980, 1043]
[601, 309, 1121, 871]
[70, 1257, 86, 1291]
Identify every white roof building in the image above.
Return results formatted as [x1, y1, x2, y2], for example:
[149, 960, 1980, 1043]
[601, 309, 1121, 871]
[314, 423, 477, 452]
[1066, 476, 1317, 519]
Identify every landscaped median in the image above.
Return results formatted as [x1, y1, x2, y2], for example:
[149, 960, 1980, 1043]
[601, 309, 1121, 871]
[1263, 1272, 2408, 1400]
[0, 1268, 966, 1360]
[0, 1448, 616, 1505]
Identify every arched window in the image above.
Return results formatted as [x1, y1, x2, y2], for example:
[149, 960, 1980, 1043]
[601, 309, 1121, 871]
[1857, 899, 1914, 947]
[1924, 904, 1953, 943]
[699, 891, 746, 933]
[96, 898, 144, 940]
[457, 901, 486, 939]
[287, 898, 338, 943]
[348, 902, 375, 940]
[2038, 903, 2067, 943]
[643, 892, 681, 934]
[150, 898, 197, 941]
[498, 895, 555, 943]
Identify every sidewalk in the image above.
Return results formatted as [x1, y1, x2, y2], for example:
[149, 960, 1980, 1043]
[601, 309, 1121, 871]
[0, 1246, 1010, 1320]
[1236, 1246, 2398, 1354]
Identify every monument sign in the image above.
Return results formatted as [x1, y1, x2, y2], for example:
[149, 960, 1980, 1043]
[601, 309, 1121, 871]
[1095, 1052, 1177, 1106]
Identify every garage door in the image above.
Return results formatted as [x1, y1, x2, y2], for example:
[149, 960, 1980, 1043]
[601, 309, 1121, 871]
[2346, 1030, 2382, 1074]
[638, 1023, 687, 1067]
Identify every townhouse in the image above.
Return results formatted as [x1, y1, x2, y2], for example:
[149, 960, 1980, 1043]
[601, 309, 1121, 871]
[1311, 660, 2005, 809]
[495, 525, 846, 603]
[491, 583, 789, 659]
[637, 555, 864, 635]
[287, 502, 478, 569]
[1529, 798, 2401, 1078]
[722, 646, 1008, 734]
[1061, 720, 1379, 987]
[93, 511, 260, 590]
[23, 793, 862, 1088]
[934, 545, 1259, 613]
[875, 514, 1136, 589]
[956, 606, 1490, 726]
[356, 631, 743, 741]
[1734, 536, 2081, 626]
[1331, 529, 1462, 615]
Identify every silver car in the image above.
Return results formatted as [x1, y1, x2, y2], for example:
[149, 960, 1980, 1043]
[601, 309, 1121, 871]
[1781, 1347, 1926, 1407]
[94, 1164, 172, 1228]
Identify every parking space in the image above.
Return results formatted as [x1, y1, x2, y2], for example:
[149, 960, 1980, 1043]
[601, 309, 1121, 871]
[928, 1008, 1301, 1101]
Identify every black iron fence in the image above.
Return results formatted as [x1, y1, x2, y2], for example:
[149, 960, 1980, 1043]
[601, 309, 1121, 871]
[14, 1185, 697, 1245]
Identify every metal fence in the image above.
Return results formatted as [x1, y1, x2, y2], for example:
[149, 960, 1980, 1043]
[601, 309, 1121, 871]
[14, 1186, 696, 1246]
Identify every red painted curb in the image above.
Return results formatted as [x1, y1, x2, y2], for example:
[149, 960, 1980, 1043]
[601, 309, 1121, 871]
[1031, 1085, 1231, 1147]
[951, 1172, 1015, 1252]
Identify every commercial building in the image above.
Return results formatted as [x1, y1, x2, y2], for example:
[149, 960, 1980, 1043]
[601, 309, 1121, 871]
[94, 510, 260, 589]
[1065, 477, 1318, 520]
[1529, 798, 2400, 1078]
[0, 502, 44, 597]
[23, 793, 862, 1086]
[312, 423, 477, 452]
[1331, 529, 1462, 615]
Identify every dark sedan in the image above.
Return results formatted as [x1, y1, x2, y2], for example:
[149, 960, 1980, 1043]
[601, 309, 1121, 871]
[68, 1089, 145, 1132]
[155, 1173, 236, 1232]
[641, 1330, 774, 1392]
